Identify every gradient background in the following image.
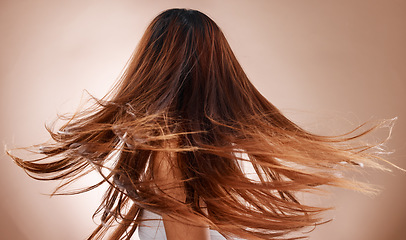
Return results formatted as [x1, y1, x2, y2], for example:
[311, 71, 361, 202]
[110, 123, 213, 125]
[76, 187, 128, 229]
[1, 1, 405, 239]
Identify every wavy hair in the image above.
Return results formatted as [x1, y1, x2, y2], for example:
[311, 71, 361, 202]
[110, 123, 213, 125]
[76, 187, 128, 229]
[8, 8, 393, 240]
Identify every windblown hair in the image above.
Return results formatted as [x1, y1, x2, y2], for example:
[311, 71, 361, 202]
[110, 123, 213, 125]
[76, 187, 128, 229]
[9, 8, 393, 240]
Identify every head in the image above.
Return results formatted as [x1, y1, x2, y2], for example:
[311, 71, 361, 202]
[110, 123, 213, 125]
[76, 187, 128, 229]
[111, 8, 278, 126]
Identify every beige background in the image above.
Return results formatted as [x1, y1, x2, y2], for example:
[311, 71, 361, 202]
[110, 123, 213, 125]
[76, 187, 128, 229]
[1, 0, 405, 239]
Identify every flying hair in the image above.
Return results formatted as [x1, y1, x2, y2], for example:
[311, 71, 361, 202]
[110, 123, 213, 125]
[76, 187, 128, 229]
[7, 8, 398, 240]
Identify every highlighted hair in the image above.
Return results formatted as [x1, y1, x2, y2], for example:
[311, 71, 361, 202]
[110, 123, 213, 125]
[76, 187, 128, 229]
[8, 8, 394, 240]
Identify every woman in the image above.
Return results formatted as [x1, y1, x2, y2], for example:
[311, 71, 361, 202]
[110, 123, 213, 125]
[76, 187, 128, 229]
[8, 8, 392, 240]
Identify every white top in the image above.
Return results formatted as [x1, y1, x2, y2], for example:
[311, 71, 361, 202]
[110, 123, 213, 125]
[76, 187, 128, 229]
[138, 210, 244, 240]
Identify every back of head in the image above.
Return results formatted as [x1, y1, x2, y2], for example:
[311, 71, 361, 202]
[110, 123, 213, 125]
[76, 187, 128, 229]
[113, 8, 278, 127]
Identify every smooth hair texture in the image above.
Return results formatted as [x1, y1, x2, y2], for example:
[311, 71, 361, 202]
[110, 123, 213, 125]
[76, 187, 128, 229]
[8, 8, 394, 240]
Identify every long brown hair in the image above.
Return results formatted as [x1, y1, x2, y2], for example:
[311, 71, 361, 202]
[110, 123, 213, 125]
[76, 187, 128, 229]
[8, 8, 394, 240]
